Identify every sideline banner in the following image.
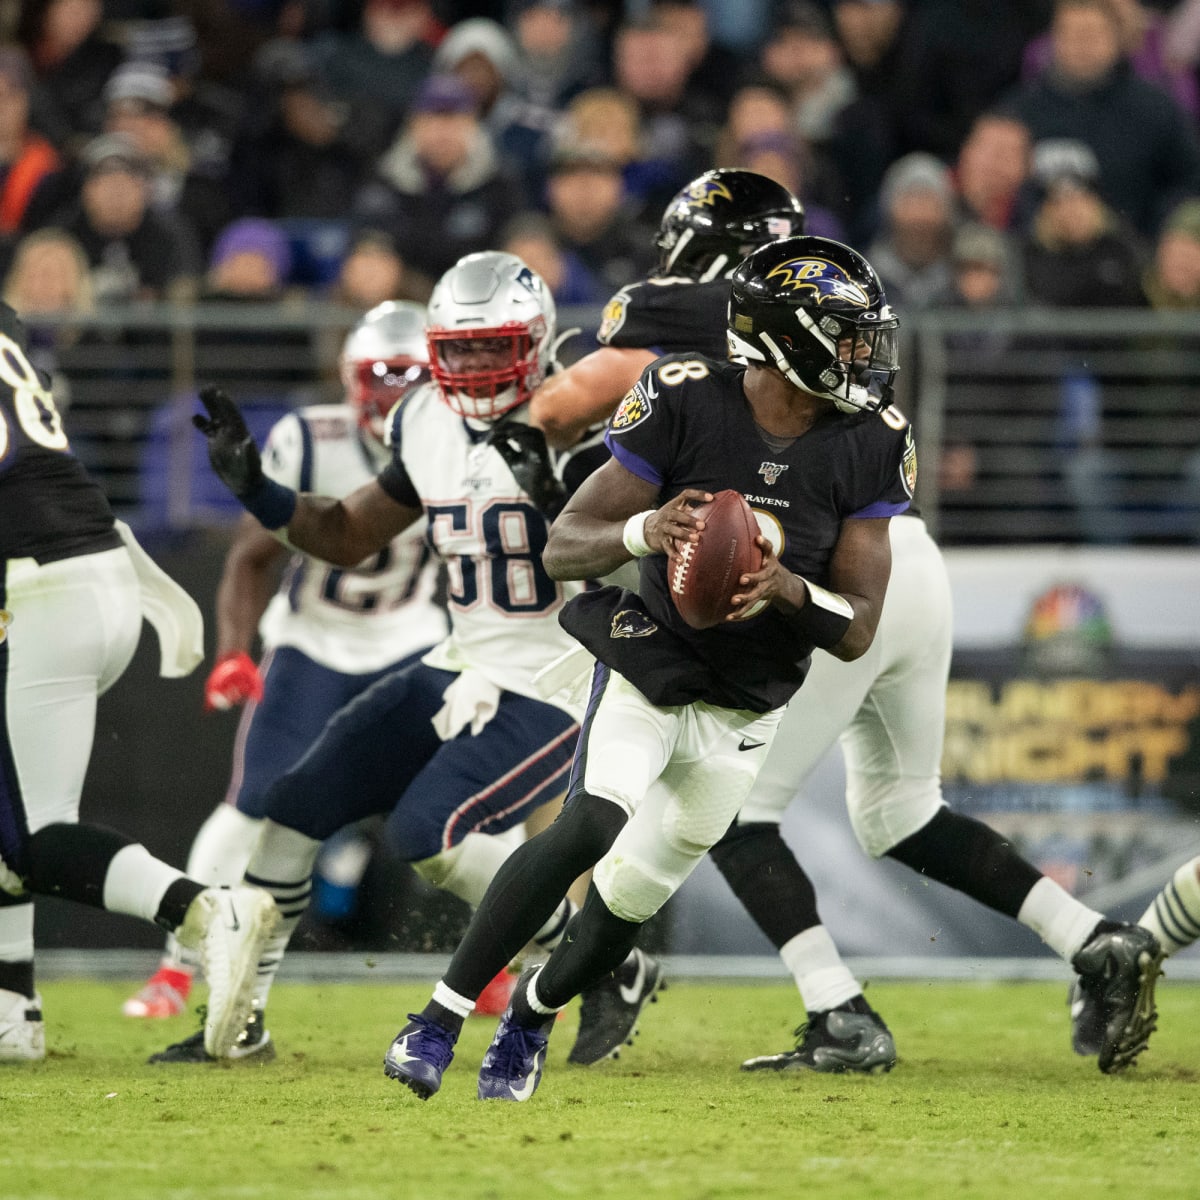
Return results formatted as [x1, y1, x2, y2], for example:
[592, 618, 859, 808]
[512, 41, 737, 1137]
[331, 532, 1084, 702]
[669, 548, 1200, 957]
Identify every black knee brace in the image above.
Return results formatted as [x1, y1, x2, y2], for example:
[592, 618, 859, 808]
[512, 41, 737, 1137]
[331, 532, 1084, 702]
[709, 821, 821, 949]
[886, 808, 1041, 918]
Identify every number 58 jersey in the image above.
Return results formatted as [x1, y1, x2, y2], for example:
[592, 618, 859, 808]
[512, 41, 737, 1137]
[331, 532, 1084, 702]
[381, 384, 585, 704]
[257, 405, 447, 674]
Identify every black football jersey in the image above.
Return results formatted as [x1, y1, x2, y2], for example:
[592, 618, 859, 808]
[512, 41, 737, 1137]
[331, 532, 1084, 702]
[596, 276, 732, 360]
[561, 354, 915, 713]
[0, 303, 120, 563]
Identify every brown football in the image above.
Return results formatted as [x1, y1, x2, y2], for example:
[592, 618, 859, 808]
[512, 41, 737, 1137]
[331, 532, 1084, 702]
[668, 489, 763, 630]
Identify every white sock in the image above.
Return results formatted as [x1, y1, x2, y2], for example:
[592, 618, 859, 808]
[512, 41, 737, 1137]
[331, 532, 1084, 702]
[243, 820, 320, 1008]
[0, 902, 33, 964]
[431, 981, 475, 1020]
[1140, 856, 1200, 956]
[414, 832, 510, 907]
[1016, 876, 1102, 961]
[528, 967, 567, 1015]
[101, 844, 184, 923]
[163, 806, 265, 971]
[779, 925, 862, 1012]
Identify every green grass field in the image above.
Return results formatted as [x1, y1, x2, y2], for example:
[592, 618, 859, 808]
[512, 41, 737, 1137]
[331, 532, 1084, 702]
[4, 978, 1199, 1200]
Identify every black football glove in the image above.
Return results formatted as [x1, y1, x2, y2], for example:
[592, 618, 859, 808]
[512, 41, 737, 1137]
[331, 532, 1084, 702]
[487, 420, 567, 519]
[192, 385, 263, 498]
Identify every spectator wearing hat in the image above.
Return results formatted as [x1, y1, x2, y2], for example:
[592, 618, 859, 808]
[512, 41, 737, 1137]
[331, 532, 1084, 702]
[1021, 139, 1146, 308]
[867, 151, 958, 309]
[102, 61, 230, 259]
[17, 0, 124, 147]
[201, 217, 294, 303]
[230, 40, 378, 221]
[544, 142, 655, 296]
[49, 132, 199, 303]
[351, 73, 524, 282]
[755, 2, 890, 240]
[511, 0, 604, 111]
[1142, 198, 1200, 309]
[0, 46, 62, 263]
[999, 0, 1200, 236]
[307, 0, 439, 126]
[434, 17, 558, 196]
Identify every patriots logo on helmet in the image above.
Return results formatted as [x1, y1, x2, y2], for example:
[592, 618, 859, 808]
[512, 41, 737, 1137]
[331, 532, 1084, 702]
[765, 258, 870, 308]
[611, 609, 657, 639]
[684, 177, 734, 209]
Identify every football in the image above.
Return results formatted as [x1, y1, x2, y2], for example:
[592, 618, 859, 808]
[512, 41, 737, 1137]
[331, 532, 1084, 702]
[668, 489, 763, 629]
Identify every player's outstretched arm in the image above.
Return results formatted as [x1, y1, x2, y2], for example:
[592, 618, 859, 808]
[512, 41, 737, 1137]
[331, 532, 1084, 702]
[530, 347, 657, 449]
[214, 514, 287, 660]
[195, 386, 421, 566]
[544, 456, 710, 581]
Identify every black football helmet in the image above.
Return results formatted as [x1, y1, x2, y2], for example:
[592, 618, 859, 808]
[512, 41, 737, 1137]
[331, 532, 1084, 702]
[727, 235, 899, 414]
[654, 169, 807, 283]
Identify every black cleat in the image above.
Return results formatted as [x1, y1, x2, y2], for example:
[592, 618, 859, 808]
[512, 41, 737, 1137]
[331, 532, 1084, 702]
[1071, 922, 1162, 1074]
[741, 998, 896, 1075]
[147, 1007, 276, 1064]
[567, 949, 664, 1066]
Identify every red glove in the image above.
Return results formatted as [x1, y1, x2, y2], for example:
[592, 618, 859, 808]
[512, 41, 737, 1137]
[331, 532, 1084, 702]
[204, 651, 264, 712]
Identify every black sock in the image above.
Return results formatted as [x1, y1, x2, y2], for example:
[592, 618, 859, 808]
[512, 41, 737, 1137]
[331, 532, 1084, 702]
[709, 820, 821, 948]
[886, 808, 1042, 919]
[0, 959, 34, 999]
[423, 1002, 467, 1036]
[26, 822, 136, 907]
[154, 878, 207, 932]
[535, 883, 641, 1010]
[435, 793, 626, 1004]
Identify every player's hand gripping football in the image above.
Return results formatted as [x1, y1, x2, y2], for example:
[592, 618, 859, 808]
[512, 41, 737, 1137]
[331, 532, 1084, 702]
[647, 489, 713, 554]
[486, 420, 567, 517]
[203, 651, 264, 712]
[193, 386, 264, 498]
[727, 535, 805, 621]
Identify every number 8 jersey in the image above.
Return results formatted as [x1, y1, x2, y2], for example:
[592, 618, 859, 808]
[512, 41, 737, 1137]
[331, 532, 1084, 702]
[0, 304, 123, 564]
[257, 405, 447, 674]
[379, 383, 585, 703]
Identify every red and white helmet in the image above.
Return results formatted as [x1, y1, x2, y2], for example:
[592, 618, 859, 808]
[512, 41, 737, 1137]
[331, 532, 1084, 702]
[426, 251, 556, 421]
[340, 300, 429, 439]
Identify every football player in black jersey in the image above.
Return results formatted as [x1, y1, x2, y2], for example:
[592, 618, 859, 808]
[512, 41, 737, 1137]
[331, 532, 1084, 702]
[0, 301, 281, 1062]
[385, 236, 912, 1103]
[531, 168, 806, 451]
[532, 176, 1162, 1077]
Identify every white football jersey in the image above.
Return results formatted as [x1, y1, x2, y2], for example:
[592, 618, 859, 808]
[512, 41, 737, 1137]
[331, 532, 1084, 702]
[258, 404, 447, 673]
[391, 384, 585, 706]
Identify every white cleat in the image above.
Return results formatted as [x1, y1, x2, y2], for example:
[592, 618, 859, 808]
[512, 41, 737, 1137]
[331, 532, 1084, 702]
[177, 886, 280, 1058]
[0, 987, 44, 1062]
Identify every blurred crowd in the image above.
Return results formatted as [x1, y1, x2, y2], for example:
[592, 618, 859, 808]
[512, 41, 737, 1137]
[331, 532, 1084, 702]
[2, 0, 1200, 326]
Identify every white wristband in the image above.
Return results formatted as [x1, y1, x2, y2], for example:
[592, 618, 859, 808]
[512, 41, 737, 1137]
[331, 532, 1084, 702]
[622, 510, 655, 558]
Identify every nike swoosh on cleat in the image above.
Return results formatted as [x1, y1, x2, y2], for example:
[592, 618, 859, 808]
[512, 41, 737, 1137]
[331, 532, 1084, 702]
[738, 739, 766, 752]
[508, 1049, 545, 1101]
[618, 955, 646, 1006]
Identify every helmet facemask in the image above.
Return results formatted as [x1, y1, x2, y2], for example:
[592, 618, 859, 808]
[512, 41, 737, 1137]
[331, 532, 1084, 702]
[340, 299, 430, 441]
[427, 320, 549, 422]
[788, 307, 899, 413]
[349, 358, 430, 438]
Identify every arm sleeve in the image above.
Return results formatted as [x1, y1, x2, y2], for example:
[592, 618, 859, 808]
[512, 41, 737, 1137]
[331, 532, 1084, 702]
[848, 420, 916, 518]
[601, 360, 681, 488]
[376, 400, 421, 508]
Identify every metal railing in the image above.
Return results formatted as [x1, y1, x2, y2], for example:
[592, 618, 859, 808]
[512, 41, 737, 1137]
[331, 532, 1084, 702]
[25, 303, 1200, 544]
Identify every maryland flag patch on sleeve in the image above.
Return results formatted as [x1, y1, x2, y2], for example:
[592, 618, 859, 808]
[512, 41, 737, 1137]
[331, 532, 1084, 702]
[901, 426, 918, 497]
[597, 289, 630, 344]
[611, 383, 652, 431]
